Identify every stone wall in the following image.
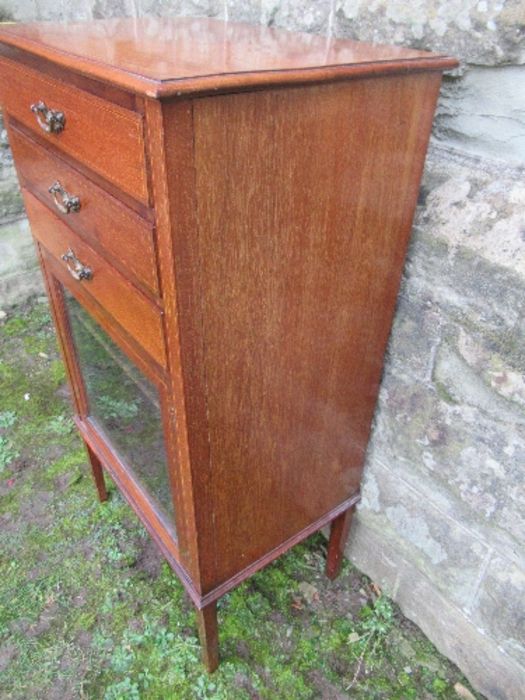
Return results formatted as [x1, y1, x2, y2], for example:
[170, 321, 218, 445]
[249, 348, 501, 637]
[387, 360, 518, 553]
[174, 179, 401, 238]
[0, 109, 38, 307]
[0, 2, 523, 697]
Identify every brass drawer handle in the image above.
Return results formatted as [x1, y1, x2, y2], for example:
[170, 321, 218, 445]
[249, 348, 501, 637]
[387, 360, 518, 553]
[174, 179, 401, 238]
[49, 181, 80, 214]
[61, 248, 92, 282]
[30, 100, 65, 134]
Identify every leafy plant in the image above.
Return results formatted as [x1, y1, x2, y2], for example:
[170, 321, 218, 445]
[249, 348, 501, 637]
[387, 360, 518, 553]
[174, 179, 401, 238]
[0, 410, 16, 429]
[47, 414, 74, 436]
[98, 396, 139, 422]
[104, 676, 140, 700]
[346, 594, 395, 690]
[0, 436, 19, 471]
[359, 594, 395, 637]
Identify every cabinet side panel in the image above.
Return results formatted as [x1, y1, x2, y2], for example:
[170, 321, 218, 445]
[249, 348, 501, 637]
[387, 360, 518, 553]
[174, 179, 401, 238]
[192, 73, 442, 589]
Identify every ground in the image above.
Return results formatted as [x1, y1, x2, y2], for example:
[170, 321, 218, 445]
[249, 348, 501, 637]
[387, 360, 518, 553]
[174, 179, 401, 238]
[0, 297, 485, 700]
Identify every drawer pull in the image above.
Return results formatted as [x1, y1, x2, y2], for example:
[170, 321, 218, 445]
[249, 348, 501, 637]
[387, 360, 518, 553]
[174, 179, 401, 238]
[49, 181, 81, 214]
[61, 248, 93, 282]
[30, 100, 65, 134]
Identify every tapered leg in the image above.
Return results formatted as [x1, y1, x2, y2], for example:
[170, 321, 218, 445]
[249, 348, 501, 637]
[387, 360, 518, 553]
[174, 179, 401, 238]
[325, 506, 355, 580]
[85, 442, 108, 502]
[196, 601, 219, 673]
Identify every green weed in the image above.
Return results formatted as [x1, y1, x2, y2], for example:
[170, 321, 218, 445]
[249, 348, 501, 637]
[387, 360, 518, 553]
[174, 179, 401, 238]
[0, 410, 17, 429]
[0, 435, 19, 471]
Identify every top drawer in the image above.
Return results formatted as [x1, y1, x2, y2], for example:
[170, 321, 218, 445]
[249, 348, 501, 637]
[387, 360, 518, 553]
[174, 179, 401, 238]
[0, 56, 149, 204]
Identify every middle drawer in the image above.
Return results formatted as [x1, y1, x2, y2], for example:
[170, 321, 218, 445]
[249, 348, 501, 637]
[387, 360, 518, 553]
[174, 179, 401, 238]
[24, 189, 167, 370]
[9, 124, 160, 298]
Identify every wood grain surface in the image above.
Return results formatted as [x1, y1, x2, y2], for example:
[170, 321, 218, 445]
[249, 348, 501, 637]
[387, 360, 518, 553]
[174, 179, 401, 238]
[0, 17, 457, 98]
[188, 73, 442, 589]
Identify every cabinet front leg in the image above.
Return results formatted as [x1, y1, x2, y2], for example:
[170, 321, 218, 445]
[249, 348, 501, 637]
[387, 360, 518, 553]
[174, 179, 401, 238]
[326, 506, 354, 580]
[85, 443, 107, 502]
[196, 601, 219, 673]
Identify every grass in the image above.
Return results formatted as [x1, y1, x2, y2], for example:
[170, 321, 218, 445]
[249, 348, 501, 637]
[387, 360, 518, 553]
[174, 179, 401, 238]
[0, 297, 485, 699]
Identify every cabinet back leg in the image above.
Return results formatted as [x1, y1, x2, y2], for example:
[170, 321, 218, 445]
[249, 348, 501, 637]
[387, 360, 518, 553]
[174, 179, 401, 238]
[86, 443, 107, 502]
[325, 506, 355, 580]
[196, 601, 219, 673]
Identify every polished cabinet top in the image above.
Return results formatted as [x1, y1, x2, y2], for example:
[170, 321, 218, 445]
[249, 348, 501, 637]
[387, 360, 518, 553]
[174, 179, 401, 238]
[0, 17, 457, 97]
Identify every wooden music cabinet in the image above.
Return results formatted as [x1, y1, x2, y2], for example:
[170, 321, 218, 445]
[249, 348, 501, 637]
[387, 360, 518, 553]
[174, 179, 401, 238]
[0, 17, 456, 670]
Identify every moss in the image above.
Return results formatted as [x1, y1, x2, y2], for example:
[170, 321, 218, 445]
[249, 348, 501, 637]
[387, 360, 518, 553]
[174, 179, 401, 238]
[0, 299, 485, 699]
[434, 380, 459, 405]
[49, 359, 66, 386]
[452, 311, 525, 375]
[1, 316, 29, 337]
[46, 446, 86, 478]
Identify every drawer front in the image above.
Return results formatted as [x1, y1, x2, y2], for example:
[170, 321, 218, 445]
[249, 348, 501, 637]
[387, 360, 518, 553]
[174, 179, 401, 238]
[0, 56, 148, 204]
[24, 190, 166, 369]
[10, 125, 159, 297]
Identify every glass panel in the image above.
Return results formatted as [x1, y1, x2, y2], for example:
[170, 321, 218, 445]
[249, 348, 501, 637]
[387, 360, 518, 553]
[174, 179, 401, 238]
[63, 289, 176, 534]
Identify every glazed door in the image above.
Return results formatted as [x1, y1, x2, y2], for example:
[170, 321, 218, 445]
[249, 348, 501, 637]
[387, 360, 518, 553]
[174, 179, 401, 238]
[63, 289, 177, 529]
[40, 256, 181, 556]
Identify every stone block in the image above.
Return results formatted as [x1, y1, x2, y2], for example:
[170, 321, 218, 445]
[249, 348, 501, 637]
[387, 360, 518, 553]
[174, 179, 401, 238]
[0, 114, 24, 223]
[470, 555, 525, 667]
[405, 230, 525, 358]
[5, 0, 226, 22]
[135, 0, 223, 19]
[369, 363, 525, 564]
[225, 0, 334, 36]
[416, 146, 525, 278]
[434, 66, 525, 166]
[433, 339, 524, 425]
[496, 484, 525, 560]
[91, 0, 136, 20]
[346, 520, 525, 700]
[0, 218, 43, 307]
[268, 0, 332, 33]
[385, 291, 443, 384]
[0, 1, 33, 21]
[226, 0, 261, 24]
[357, 461, 490, 609]
[0, 179, 24, 223]
[334, 0, 525, 67]
[453, 323, 525, 412]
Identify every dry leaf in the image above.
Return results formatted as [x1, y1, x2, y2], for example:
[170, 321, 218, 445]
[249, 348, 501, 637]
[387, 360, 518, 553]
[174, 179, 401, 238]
[371, 582, 382, 597]
[454, 682, 476, 700]
[347, 632, 360, 644]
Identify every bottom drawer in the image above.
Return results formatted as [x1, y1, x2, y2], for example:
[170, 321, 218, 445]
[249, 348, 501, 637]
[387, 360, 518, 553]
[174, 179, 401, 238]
[24, 188, 166, 369]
